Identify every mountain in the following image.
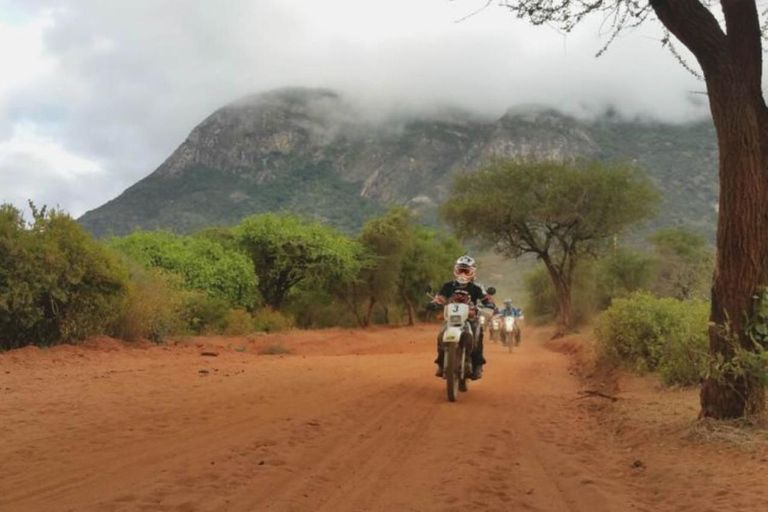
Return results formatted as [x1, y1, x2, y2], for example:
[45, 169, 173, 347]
[78, 87, 718, 239]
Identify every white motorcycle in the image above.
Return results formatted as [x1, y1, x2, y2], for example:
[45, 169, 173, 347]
[500, 314, 523, 353]
[427, 286, 496, 402]
[489, 316, 501, 343]
[441, 302, 473, 401]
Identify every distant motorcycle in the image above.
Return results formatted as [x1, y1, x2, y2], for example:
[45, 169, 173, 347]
[500, 315, 521, 353]
[489, 315, 501, 343]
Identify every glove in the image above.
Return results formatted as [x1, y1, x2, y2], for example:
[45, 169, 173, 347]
[425, 302, 442, 312]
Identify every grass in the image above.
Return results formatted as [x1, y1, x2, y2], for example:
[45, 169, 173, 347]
[685, 416, 768, 450]
[258, 343, 292, 355]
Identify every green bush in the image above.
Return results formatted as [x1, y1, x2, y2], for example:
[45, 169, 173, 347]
[109, 266, 183, 343]
[0, 204, 129, 350]
[595, 292, 709, 385]
[253, 308, 294, 333]
[283, 289, 361, 328]
[108, 230, 259, 309]
[179, 293, 231, 334]
[222, 308, 255, 335]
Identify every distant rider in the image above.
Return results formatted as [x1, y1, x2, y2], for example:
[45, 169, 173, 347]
[499, 298, 523, 342]
[499, 298, 523, 319]
[427, 256, 496, 380]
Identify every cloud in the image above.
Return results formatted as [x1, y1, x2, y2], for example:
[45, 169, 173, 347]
[1, 0, 712, 217]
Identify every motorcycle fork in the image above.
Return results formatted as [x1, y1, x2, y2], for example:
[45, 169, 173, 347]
[461, 323, 474, 376]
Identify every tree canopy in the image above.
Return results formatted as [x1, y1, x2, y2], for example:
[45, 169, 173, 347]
[649, 228, 713, 300]
[235, 214, 365, 308]
[443, 159, 659, 331]
[108, 230, 259, 309]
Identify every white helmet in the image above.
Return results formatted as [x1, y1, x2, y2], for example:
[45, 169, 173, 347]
[453, 255, 476, 284]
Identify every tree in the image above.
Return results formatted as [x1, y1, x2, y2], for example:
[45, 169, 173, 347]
[486, 0, 768, 424]
[649, 228, 714, 300]
[595, 247, 656, 309]
[235, 214, 365, 308]
[358, 208, 414, 326]
[398, 226, 465, 325]
[442, 160, 658, 334]
[107, 230, 259, 309]
[325, 210, 464, 327]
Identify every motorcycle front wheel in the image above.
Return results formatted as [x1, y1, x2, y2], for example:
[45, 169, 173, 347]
[503, 331, 513, 353]
[445, 343, 459, 402]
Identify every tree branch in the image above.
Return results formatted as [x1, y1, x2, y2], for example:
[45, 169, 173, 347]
[650, 0, 728, 72]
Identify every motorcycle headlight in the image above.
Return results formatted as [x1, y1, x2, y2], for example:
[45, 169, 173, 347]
[449, 315, 463, 324]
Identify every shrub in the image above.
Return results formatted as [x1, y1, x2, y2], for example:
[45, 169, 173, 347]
[0, 204, 129, 350]
[179, 293, 231, 334]
[253, 308, 293, 333]
[595, 292, 709, 386]
[108, 230, 259, 309]
[283, 289, 361, 328]
[222, 308, 255, 335]
[109, 266, 183, 343]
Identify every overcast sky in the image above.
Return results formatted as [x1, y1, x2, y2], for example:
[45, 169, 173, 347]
[0, 0, 712, 218]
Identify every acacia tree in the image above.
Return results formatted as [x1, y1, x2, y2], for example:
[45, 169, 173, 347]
[398, 227, 465, 325]
[649, 228, 714, 300]
[359, 208, 414, 326]
[484, 0, 768, 418]
[442, 160, 658, 334]
[235, 214, 365, 308]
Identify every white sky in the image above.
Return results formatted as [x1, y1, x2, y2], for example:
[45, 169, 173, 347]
[0, 0, 715, 218]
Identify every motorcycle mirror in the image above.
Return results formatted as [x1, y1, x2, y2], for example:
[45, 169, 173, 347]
[487, 287, 496, 296]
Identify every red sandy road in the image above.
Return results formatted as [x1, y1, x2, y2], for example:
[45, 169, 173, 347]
[1, 325, 766, 512]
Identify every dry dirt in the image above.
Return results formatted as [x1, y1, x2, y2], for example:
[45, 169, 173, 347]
[2, 325, 767, 512]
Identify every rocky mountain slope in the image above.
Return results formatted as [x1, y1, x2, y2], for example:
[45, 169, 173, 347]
[78, 87, 717, 238]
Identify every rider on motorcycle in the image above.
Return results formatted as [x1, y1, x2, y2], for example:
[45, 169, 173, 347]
[427, 256, 497, 380]
[499, 298, 523, 319]
[499, 298, 523, 342]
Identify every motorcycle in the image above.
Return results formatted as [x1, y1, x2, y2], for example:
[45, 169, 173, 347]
[501, 315, 516, 353]
[489, 315, 501, 343]
[500, 314, 523, 353]
[427, 286, 496, 402]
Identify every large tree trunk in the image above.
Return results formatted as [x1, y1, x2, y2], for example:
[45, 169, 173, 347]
[651, 0, 768, 419]
[699, 71, 768, 418]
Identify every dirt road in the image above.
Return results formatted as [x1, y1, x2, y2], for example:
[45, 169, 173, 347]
[2, 325, 767, 512]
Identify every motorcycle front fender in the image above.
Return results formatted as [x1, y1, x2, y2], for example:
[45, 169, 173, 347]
[442, 326, 463, 343]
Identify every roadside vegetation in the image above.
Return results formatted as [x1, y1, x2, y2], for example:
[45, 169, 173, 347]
[520, 225, 717, 388]
[0, 203, 462, 350]
[443, 159, 660, 334]
[442, 159, 737, 392]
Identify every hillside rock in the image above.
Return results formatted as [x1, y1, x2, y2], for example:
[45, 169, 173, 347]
[78, 87, 716, 238]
